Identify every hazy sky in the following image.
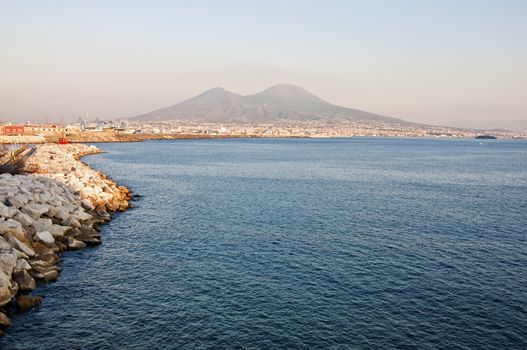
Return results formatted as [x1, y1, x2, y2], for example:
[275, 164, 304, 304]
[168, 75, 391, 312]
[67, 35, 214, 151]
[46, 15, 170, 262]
[1, 0, 526, 128]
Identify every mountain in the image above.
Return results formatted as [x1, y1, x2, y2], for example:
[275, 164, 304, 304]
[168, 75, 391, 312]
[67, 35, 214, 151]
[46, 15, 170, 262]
[485, 119, 527, 132]
[132, 84, 407, 124]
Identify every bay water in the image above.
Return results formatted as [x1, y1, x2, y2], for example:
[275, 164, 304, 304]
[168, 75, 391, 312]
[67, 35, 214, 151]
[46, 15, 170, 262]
[2, 138, 526, 349]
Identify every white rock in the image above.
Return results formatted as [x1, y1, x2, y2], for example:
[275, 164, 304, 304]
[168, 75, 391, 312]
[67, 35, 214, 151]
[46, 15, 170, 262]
[67, 237, 86, 250]
[0, 202, 18, 218]
[39, 192, 52, 203]
[34, 231, 55, 247]
[63, 216, 81, 228]
[48, 207, 70, 221]
[6, 218, 22, 230]
[22, 204, 50, 220]
[0, 187, 16, 196]
[0, 271, 13, 306]
[0, 250, 17, 276]
[14, 212, 33, 227]
[0, 219, 24, 237]
[8, 194, 28, 208]
[17, 187, 32, 196]
[0, 174, 13, 181]
[13, 249, 29, 260]
[49, 224, 70, 239]
[13, 270, 35, 292]
[0, 236, 11, 252]
[7, 236, 36, 258]
[47, 199, 63, 207]
[15, 259, 31, 271]
[81, 199, 95, 211]
[32, 218, 53, 233]
[74, 209, 93, 221]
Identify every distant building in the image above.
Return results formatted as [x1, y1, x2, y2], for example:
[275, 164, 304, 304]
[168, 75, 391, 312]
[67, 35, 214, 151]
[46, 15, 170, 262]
[2, 125, 25, 135]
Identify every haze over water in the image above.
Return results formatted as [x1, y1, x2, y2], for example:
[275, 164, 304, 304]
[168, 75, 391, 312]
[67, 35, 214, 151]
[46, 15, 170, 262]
[2, 138, 527, 349]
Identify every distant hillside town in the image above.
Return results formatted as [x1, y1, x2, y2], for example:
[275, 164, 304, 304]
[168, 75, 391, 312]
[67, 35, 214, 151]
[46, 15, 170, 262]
[1, 117, 526, 144]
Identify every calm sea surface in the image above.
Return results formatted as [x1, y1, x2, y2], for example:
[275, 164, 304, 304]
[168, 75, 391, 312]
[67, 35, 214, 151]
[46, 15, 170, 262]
[2, 138, 527, 349]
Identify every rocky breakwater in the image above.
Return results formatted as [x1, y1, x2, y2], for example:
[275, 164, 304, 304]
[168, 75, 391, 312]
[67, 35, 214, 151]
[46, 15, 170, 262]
[0, 144, 130, 335]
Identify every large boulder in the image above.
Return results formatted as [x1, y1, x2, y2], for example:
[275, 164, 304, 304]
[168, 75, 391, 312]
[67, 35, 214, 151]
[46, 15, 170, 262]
[42, 270, 58, 281]
[13, 212, 33, 227]
[47, 207, 71, 221]
[13, 270, 36, 292]
[48, 224, 71, 239]
[63, 216, 81, 228]
[75, 234, 101, 246]
[39, 192, 52, 203]
[31, 218, 53, 233]
[34, 231, 55, 247]
[0, 250, 18, 304]
[0, 251, 17, 277]
[0, 237, 11, 252]
[7, 194, 28, 208]
[13, 249, 29, 260]
[80, 226, 101, 240]
[73, 231, 101, 246]
[0, 203, 17, 219]
[21, 204, 49, 220]
[0, 271, 13, 307]
[74, 209, 93, 222]
[31, 242, 54, 257]
[10, 281, 19, 298]
[67, 237, 86, 250]
[15, 259, 31, 271]
[81, 199, 95, 211]
[0, 312, 10, 329]
[36, 253, 59, 266]
[7, 236, 36, 258]
[46, 199, 63, 207]
[15, 295, 42, 311]
[0, 219, 24, 238]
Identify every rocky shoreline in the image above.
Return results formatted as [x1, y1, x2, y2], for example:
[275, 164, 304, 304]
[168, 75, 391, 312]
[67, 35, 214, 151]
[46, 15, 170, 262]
[0, 144, 130, 335]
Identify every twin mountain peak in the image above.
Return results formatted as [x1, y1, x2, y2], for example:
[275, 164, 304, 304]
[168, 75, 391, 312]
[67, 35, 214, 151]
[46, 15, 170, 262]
[133, 84, 405, 124]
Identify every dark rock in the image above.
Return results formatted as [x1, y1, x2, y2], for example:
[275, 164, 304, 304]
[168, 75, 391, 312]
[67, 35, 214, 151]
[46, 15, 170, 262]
[67, 237, 86, 250]
[42, 270, 59, 281]
[0, 312, 10, 328]
[29, 263, 60, 277]
[55, 241, 68, 252]
[15, 295, 42, 311]
[31, 241, 54, 257]
[9, 282, 19, 297]
[13, 270, 36, 292]
[80, 226, 101, 240]
[74, 233, 101, 246]
[39, 253, 60, 266]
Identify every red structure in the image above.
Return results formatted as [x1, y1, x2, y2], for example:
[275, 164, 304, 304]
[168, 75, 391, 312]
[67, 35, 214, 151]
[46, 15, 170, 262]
[3, 125, 25, 135]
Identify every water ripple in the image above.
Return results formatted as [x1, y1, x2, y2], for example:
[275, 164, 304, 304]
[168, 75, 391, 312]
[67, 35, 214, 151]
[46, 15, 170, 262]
[2, 138, 526, 349]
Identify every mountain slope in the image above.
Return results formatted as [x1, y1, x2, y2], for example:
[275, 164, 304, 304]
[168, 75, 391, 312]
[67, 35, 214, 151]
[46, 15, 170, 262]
[132, 84, 406, 124]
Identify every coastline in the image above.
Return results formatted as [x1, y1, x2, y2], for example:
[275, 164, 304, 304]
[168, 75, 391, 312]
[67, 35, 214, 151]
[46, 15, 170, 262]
[1, 133, 525, 145]
[0, 133, 289, 145]
[0, 143, 130, 335]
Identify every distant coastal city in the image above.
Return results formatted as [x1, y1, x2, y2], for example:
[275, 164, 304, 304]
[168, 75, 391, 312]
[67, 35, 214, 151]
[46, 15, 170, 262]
[3, 84, 526, 144]
[1, 118, 526, 144]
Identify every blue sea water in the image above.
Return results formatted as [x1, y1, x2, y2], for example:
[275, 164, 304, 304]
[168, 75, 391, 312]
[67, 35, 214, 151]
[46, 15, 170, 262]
[2, 138, 527, 349]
